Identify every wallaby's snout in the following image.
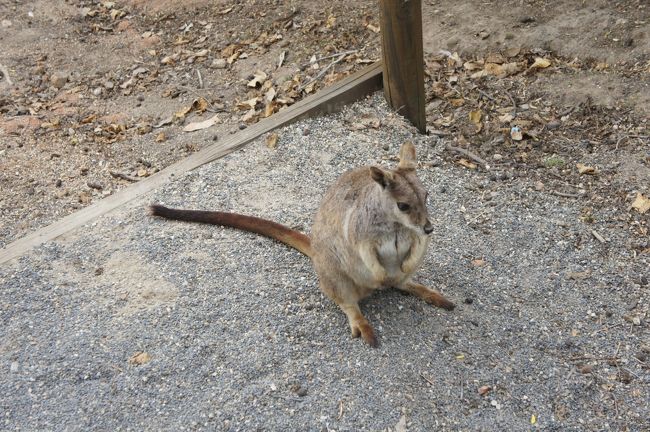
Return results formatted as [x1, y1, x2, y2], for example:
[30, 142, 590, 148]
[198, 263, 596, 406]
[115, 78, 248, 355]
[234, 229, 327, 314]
[423, 220, 433, 235]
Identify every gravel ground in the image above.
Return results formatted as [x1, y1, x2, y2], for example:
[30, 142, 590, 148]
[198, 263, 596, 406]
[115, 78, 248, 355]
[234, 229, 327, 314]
[1, 94, 649, 431]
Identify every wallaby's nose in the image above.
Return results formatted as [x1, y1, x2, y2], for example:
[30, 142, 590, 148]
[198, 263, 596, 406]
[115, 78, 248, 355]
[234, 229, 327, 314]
[423, 220, 433, 234]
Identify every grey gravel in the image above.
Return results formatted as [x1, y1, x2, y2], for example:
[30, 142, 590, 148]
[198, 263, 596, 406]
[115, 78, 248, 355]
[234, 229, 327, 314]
[1, 94, 648, 431]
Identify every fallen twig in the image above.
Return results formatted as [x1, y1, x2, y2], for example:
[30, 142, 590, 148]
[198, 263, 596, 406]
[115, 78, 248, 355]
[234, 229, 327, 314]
[591, 229, 606, 243]
[109, 171, 139, 182]
[568, 355, 621, 362]
[299, 53, 347, 91]
[506, 90, 517, 116]
[445, 144, 490, 169]
[301, 50, 358, 68]
[196, 68, 204, 89]
[420, 373, 435, 386]
[337, 400, 344, 420]
[550, 190, 582, 198]
[475, 88, 497, 102]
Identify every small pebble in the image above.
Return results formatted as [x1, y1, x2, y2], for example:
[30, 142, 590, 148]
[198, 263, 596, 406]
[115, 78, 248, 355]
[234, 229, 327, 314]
[211, 58, 227, 69]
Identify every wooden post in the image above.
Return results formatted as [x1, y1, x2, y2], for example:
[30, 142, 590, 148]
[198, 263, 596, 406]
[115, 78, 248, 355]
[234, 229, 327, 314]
[379, 0, 426, 133]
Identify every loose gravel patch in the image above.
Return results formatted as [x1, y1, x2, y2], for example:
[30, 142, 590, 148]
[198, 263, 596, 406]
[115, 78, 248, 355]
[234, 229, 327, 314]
[1, 94, 648, 431]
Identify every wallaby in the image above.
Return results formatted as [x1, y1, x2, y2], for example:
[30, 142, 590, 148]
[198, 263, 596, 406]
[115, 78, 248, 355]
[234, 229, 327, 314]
[150, 141, 454, 347]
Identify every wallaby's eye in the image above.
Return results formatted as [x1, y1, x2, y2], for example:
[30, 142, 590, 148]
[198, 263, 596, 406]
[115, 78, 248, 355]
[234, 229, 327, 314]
[397, 202, 410, 212]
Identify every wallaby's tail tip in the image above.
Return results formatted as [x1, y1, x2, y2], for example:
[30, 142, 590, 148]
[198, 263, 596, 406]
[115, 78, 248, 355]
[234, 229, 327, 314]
[150, 203, 167, 217]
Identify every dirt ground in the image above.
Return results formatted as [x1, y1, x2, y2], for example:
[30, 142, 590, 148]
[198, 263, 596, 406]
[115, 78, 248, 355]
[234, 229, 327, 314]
[0, 0, 648, 247]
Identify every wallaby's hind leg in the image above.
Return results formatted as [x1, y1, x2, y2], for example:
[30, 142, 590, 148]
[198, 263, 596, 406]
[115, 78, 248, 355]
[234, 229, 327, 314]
[398, 281, 455, 311]
[318, 275, 378, 347]
[338, 302, 378, 347]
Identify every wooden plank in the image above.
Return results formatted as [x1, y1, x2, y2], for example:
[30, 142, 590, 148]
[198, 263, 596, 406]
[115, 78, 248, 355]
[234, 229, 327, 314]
[0, 62, 383, 265]
[379, 0, 426, 133]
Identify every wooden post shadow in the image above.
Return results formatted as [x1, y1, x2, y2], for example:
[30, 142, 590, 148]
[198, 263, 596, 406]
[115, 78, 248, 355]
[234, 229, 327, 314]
[379, 0, 426, 133]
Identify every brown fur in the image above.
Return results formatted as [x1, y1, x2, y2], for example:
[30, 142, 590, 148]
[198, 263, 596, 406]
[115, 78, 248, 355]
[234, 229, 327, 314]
[150, 141, 454, 347]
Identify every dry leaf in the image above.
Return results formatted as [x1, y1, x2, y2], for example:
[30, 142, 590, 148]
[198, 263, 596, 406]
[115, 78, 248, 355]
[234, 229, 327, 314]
[110, 9, 125, 20]
[366, 23, 380, 33]
[484, 63, 503, 76]
[471, 258, 486, 267]
[247, 70, 268, 88]
[128, 351, 151, 365]
[303, 81, 316, 94]
[241, 108, 257, 123]
[578, 364, 593, 374]
[486, 62, 523, 78]
[278, 50, 286, 68]
[227, 52, 241, 64]
[478, 385, 491, 396]
[631, 192, 650, 214]
[449, 98, 465, 107]
[175, 105, 193, 120]
[485, 52, 505, 64]
[265, 87, 276, 103]
[567, 271, 590, 280]
[463, 61, 483, 71]
[457, 159, 477, 170]
[221, 44, 240, 58]
[183, 114, 220, 132]
[531, 414, 537, 425]
[266, 132, 278, 149]
[499, 113, 514, 123]
[155, 132, 166, 142]
[531, 57, 552, 69]
[263, 102, 277, 118]
[219, 6, 233, 15]
[81, 114, 97, 124]
[470, 70, 489, 79]
[326, 14, 336, 28]
[160, 56, 176, 65]
[469, 110, 482, 125]
[576, 163, 597, 175]
[192, 97, 209, 114]
[237, 97, 259, 110]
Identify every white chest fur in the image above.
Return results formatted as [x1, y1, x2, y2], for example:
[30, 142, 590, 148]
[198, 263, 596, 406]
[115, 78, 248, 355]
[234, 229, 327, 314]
[376, 231, 417, 278]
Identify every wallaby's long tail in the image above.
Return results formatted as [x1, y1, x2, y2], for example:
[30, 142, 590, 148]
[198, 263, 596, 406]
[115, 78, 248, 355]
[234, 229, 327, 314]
[150, 204, 312, 257]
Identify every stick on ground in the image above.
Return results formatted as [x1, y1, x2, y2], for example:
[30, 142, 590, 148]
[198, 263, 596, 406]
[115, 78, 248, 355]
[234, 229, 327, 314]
[445, 144, 490, 170]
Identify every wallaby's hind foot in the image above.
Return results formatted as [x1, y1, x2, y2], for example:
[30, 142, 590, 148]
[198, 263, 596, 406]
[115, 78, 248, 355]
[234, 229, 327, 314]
[340, 303, 378, 348]
[399, 281, 456, 311]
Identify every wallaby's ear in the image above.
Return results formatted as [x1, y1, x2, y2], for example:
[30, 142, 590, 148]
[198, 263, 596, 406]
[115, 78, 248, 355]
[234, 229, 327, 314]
[370, 166, 395, 189]
[398, 141, 417, 170]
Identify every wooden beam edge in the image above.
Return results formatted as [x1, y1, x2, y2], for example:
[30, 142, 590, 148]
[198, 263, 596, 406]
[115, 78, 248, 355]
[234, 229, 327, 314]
[0, 62, 383, 265]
